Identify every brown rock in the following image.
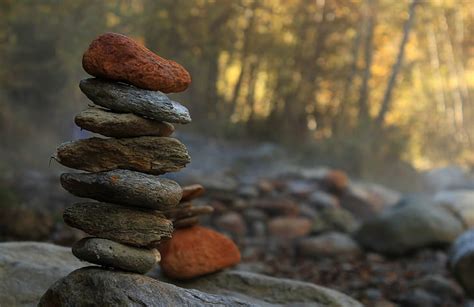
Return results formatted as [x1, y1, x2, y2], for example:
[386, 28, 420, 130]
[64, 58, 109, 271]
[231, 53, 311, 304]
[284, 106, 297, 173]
[173, 216, 200, 229]
[163, 204, 214, 220]
[82, 32, 191, 93]
[323, 170, 349, 194]
[55, 136, 190, 175]
[181, 184, 205, 202]
[63, 202, 173, 247]
[252, 198, 300, 217]
[159, 226, 240, 280]
[75, 108, 174, 138]
[268, 217, 312, 239]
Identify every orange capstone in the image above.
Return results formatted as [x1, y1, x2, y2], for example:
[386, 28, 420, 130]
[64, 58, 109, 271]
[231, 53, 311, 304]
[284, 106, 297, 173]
[82, 32, 191, 93]
[159, 226, 241, 280]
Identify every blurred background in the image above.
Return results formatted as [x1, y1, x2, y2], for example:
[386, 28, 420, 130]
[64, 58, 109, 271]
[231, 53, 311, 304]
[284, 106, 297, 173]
[1, 0, 474, 306]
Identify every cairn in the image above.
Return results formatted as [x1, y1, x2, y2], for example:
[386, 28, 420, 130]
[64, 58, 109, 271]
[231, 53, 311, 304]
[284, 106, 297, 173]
[54, 32, 234, 277]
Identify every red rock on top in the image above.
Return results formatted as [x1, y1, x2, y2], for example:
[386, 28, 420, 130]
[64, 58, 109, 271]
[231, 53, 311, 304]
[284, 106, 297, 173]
[159, 226, 240, 280]
[82, 33, 191, 93]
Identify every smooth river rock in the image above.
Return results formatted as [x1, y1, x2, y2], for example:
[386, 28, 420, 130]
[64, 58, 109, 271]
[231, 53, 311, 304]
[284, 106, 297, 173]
[79, 78, 191, 124]
[449, 229, 474, 297]
[61, 170, 182, 210]
[63, 202, 173, 247]
[72, 237, 160, 274]
[75, 107, 175, 138]
[355, 196, 465, 255]
[82, 32, 191, 93]
[55, 136, 190, 175]
[159, 226, 241, 280]
[0, 242, 85, 307]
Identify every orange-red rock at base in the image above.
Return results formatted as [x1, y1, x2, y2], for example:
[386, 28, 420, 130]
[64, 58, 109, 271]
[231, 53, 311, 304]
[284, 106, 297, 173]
[82, 32, 191, 93]
[159, 226, 241, 280]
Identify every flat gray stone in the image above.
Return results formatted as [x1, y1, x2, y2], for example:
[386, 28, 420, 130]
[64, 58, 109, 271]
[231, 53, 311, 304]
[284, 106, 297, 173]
[79, 78, 191, 124]
[61, 170, 182, 210]
[55, 136, 190, 175]
[75, 107, 175, 138]
[72, 237, 160, 274]
[63, 202, 173, 247]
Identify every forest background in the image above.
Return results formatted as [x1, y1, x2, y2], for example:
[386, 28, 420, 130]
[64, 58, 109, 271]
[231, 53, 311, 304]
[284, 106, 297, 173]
[1, 0, 473, 187]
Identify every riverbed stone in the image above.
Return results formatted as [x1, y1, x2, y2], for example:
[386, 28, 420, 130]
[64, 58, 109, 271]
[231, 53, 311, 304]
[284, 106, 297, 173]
[75, 107, 175, 138]
[82, 32, 191, 93]
[63, 202, 173, 247]
[79, 78, 191, 123]
[72, 237, 160, 274]
[55, 136, 190, 175]
[61, 170, 182, 210]
[159, 226, 240, 280]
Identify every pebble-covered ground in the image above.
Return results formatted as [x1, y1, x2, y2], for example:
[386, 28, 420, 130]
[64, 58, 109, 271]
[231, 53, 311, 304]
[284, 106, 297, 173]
[2, 142, 473, 306]
[247, 247, 464, 306]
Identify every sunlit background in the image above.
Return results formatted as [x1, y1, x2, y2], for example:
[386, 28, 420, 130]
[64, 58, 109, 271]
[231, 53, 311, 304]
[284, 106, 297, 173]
[1, 0, 474, 181]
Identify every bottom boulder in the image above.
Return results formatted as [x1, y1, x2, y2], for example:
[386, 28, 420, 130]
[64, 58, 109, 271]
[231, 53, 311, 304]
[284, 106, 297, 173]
[39, 267, 363, 307]
[39, 267, 253, 306]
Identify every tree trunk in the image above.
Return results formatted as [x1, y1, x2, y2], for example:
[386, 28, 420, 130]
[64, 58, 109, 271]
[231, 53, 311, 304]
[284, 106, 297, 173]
[375, 0, 419, 127]
[357, 0, 375, 125]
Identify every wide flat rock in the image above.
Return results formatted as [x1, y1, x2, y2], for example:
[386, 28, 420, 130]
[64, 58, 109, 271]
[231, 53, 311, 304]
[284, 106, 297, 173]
[75, 108, 175, 138]
[63, 202, 173, 247]
[56, 136, 190, 175]
[61, 170, 182, 210]
[80, 78, 191, 124]
[0, 242, 361, 306]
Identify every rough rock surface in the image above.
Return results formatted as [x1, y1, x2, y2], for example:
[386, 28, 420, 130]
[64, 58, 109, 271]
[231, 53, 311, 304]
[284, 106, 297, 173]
[0, 242, 85, 307]
[355, 197, 465, 255]
[72, 237, 161, 274]
[56, 136, 190, 175]
[449, 229, 474, 297]
[160, 270, 363, 307]
[79, 78, 191, 123]
[0, 242, 361, 307]
[159, 226, 241, 280]
[75, 107, 175, 138]
[39, 267, 254, 307]
[82, 32, 191, 93]
[63, 202, 173, 247]
[61, 170, 182, 210]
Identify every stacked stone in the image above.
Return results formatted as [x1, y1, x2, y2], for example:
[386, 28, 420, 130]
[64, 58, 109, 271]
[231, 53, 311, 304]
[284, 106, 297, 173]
[55, 32, 214, 275]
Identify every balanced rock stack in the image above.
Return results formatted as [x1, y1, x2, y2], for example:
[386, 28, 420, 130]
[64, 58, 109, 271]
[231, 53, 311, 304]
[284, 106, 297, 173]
[52, 33, 240, 278]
